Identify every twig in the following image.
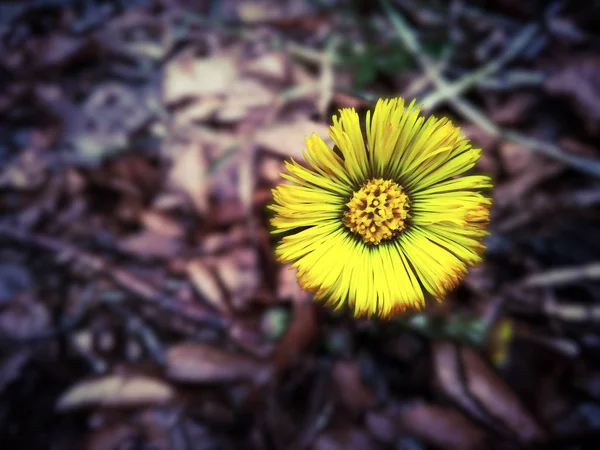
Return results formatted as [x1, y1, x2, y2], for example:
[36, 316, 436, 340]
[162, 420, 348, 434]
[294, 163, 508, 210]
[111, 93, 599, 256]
[523, 262, 600, 288]
[420, 24, 539, 110]
[286, 41, 340, 66]
[477, 70, 545, 91]
[543, 297, 600, 323]
[445, 98, 600, 176]
[380, 0, 600, 178]
[503, 131, 600, 177]
[401, 50, 451, 99]
[0, 223, 228, 329]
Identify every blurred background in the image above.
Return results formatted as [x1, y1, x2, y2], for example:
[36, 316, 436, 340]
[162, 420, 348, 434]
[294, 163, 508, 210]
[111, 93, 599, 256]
[1, 0, 600, 449]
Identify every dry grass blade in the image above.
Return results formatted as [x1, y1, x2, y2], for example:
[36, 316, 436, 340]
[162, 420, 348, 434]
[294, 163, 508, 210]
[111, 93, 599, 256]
[165, 342, 271, 384]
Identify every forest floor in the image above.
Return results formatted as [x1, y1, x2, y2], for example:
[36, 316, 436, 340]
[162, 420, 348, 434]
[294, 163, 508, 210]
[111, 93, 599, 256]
[1, 1, 600, 449]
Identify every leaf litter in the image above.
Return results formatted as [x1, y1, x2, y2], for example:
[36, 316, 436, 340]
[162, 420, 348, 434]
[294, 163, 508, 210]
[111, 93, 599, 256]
[1, 0, 600, 449]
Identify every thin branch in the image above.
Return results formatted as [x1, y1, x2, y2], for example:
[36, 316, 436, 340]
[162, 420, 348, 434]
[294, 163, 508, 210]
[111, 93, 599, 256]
[420, 24, 539, 109]
[380, 0, 600, 178]
[523, 262, 600, 288]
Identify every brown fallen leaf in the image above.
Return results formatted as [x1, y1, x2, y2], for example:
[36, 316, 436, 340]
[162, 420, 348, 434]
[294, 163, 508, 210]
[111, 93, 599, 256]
[271, 299, 318, 373]
[186, 259, 229, 316]
[204, 199, 248, 228]
[137, 408, 181, 450]
[461, 346, 547, 442]
[215, 249, 261, 310]
[432, 341, 547, 444]
[259, 155, 286, 185]
[118, 229, 182, 260]
[140, 210, 186, 239]
[216, 79, 275, 123]
[199, 225, 249, 254]
[0, 350, 33, 395]
[393, 401, 488, 450]
[365, 410, 397, 445]
[498, 141, 536, 175]
[167, 138, 209, 214]
[545, 55, 600, 136]
[56, 374, 174, 411]
[313, 429, 383, 450]
[0, 292, 50, 341]
[163, 50, 239, 104]
[242, 52, 290, 84]
[493, 159, 564, 210]
[331, 361, 377, 415]
[489, 93, 538, 126]
[277, 265, 312, 303]
[174, 97, 222, 124]
[254, 119, 334, 160]
[215, 257, 244, 294]
[86, 424, 140, 450]
[166, 342, 269, 384]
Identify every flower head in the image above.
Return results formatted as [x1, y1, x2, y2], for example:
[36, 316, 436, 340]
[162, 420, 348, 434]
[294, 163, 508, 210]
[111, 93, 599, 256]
[269, 98, 492, 318]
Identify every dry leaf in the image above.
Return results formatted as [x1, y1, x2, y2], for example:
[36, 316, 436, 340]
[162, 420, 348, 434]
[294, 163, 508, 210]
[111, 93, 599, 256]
[217, 259, 256, 308]
[277, 265, 311, 303]
[86, 424, 139, 450]
[490, 94, 537, 126]
[393, 401, 488, 450]
[217, 248, 260, 309]
[163, 51, 238, 104]
[365, 410, 397, 445]
[254, 119, 334, 159]
[432, 341, 547, 444]
[331, 361, 377, 414]
[0, 350, 33, 395]
[168, 139, 209, 214]
[174, 97, 222, 124]
[546, 56, 600, 135]
[433, 341, 488, 423]
[118, 229, 182, 260]
[56, 374, 174, 411]
[259, 156, 286, 185]
[166, 342, 267, 383]
[215, 258, 243, 293]
[313, 429, 382, 450]
[237, 2, 275, 23]
[271, 300, 318, 372]
[461, 346, 547, 443]
[186, 259, 228, 315]
[493, 160, 564, 209]
[140, 210, 186, 239]
[200, 225, 249, 254]
[243, 52, 289, 84]
[498, 142, 535, 175]
[0, 293, 50, 341]
[216, 79, 275, 123]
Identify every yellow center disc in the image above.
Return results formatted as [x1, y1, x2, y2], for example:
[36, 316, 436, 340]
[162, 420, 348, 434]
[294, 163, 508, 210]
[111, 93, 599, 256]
[343, 178, 409, 245]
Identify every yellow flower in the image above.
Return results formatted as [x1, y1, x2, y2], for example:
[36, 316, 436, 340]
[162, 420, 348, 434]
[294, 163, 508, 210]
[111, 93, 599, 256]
[269, 98, 492, 318]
